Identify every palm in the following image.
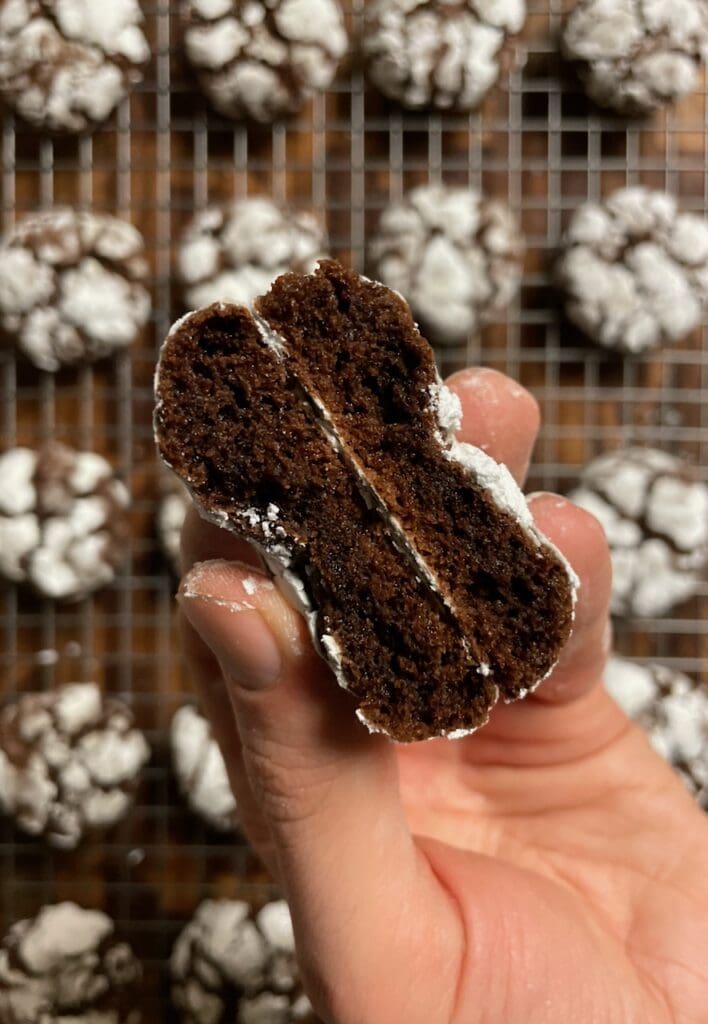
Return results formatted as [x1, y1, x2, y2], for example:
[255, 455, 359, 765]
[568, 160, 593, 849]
[396, 690, 708, 1023]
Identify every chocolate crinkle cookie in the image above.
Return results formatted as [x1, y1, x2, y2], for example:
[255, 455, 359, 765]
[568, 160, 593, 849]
[562, 0, 708, 116]
[605, 656, 707, 808]
[369, 183, 523, 345]
[570, 447, 708, 618]
[170, 705, 237, 832]
[0, 902, 142, 1024]
[171, 899, 316, 1024]
[0, 443, 130, 601]
[0, 208, 151, 373]
[156, 262, 577, 742]
[557, 187, 708, 354]
[0, 0, 149, 133]
[181, 0, 347, 123]
[363, 0, 526, 111]
[178, 197, 326, 311]
[0, 683, 150, 849]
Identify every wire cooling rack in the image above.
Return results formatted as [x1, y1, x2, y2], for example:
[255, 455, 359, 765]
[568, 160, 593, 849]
[0, 1, 706, 1016]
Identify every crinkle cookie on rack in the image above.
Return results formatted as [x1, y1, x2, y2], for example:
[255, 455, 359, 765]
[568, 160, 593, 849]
[181, 0, 348, 122]
[0, 443, 130, 601]
[0, 683, 150, 849]
[363, 0, 526, 111]
[0, 208, 151, 372]
[0, 0, 150, 132]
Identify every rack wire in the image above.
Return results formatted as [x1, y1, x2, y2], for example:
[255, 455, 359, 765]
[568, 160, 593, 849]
[0, 1, 706, 1016]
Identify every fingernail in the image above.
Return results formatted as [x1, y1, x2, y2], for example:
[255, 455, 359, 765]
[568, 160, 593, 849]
[179, 560, 282, 691]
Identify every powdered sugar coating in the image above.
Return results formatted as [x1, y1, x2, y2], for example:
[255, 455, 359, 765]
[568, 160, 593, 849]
[0, 208, 151, 372]
[158, 474, 191, 575]
[363, 0, 525, 111]
[181, 0, 347, 122]
[178, 198, 327, 310]
[0, 442, 130, 600]
[0, 902, 142, 1024]
[557, 187, 708, 354]
[562, 0, 708, 115]
[170, 898, 315, 1024]
[0, 0, 149, 132]
[170, 705, 237, 832]
[370, 184, 523, 344]
[605, 656, 707, 806]
[570, 446, 708, 617]
[0, 684, 150, 849]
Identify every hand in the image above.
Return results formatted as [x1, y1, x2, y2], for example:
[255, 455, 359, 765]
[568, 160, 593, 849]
[177, 368, 708, 1024]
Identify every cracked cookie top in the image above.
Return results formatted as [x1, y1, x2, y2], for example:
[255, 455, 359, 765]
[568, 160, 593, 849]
[0, 442, 130, 600]
[557, 187, 708, 354]
[0, 0, 150, 132]
[0, 208, 151, 372]
[178, 197, 327, 310]
[181, 0, 348, 122]
[363, 0, 526, 111]
[0, 902, 142, 1024]
[171, 898, 315, 1024]
[170, 705, 237, 831]
[570, 446, 708, 618]
[562, 0, 708, 115]
[0, 683, 150, 848]
[370, 183, 523, 345]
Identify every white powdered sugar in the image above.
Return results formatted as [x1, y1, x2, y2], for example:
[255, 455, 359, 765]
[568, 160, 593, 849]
[0, 684, 149, 849]
[0, 442, 130, 601]
[363, 0, 526, 111]
[170, 705, 237, 832]
[605, 656, 707, 805]
[557, 187, 708, 354]
[562, 0, 708, 115]
[171, 898, 313, 1024]
[370, 183, 523, 344]
[570, 446, 708, 617]
[0, 208, 151, 372]
[181, 0, 347, 122]
[0, 0, 149, 132]
[0, 902, 142, 1024]
[158, 476, 192, 575]
[178, 197, 327, 310]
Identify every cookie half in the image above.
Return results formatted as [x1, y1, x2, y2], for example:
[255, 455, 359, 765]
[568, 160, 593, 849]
[155, 262, 577, 742]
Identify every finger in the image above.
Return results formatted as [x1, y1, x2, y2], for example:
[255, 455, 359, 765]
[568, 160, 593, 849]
[446, 367, 541, 486]
[526, 492, 612, 704]
[180, 505, 260, 575]
[179, 609, 279, 874]
[178, 559, 464, 1024]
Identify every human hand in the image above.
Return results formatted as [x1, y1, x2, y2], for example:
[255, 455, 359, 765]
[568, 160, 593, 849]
[177, 367, 708, 1024]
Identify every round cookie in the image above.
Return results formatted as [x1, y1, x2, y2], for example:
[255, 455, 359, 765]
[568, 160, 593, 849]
[0, 0, 149, 133]
[362, 0, 526, 111]
[158, 475, 191, 575]
[562, 0, 708, 116]
[557, 187, 708, 354]
[171, 899, 316, 1024]
[178, 197, 327, 311]
[0, 443, 130, 601]
[605, 656, 707, 807]
[0, 902, 142, 1024]
[0, 683, 150, 849]
[0, 208, 151, 372]
[170, 705, 237, 832]
[369, 183, 523, 345]
[181, 0, 348, 123]
[569, 447, 708, 618]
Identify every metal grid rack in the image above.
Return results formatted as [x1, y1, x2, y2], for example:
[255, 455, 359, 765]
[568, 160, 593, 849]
[0, 1, 706, 1016]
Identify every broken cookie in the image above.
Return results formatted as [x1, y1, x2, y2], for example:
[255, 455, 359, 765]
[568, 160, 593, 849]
[155, 262, 577, 742]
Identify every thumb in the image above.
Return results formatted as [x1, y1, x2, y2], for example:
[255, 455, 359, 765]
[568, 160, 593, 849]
[178, 559, 463, 1024]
